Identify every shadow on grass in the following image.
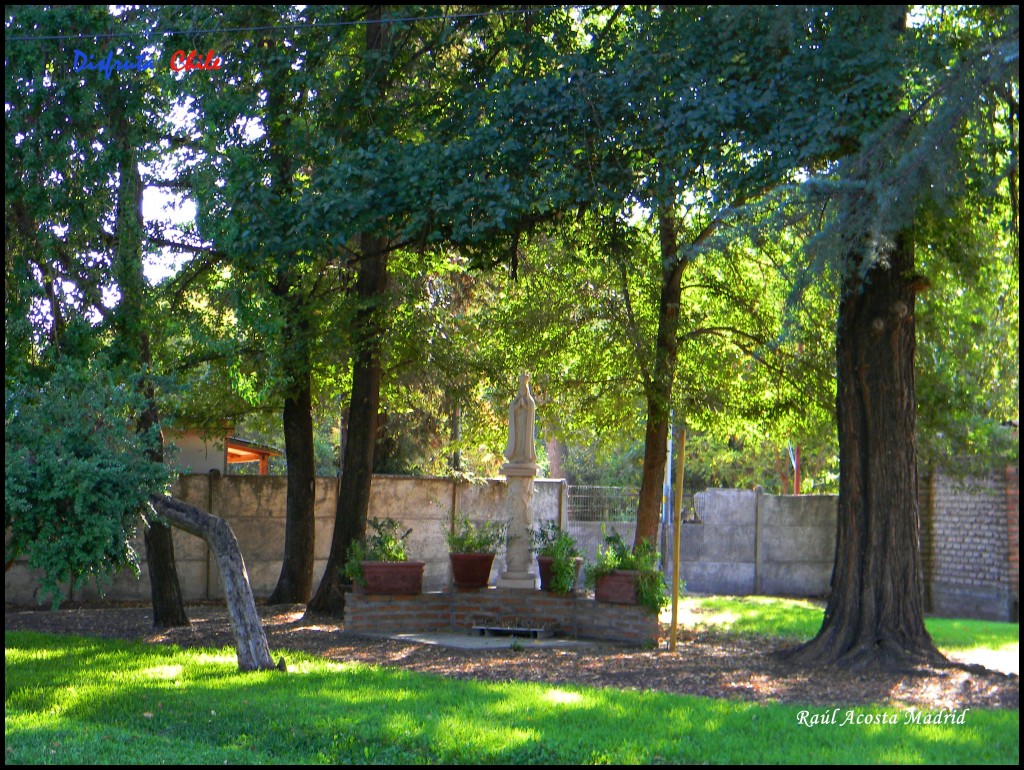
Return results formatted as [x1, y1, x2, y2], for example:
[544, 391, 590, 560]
[5, 632, 1019, 764]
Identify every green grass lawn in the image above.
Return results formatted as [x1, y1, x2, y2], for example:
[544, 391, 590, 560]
[672, 595, 1020, 654]
[5, 609, 1019, 765]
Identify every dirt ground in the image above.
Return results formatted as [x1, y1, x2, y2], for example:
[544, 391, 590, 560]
[5, 601, 1017, 711]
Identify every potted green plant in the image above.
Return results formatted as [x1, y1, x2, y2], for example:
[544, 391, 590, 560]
[585, 530, 669, 615]
[530, 521, 583, 594]
[446, 515, 508, 589]
[342, 517, 424, 594]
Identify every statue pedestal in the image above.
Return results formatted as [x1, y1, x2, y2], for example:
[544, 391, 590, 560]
[502, 462, 539, 477]
[495, 572, 537, 590]
[497, 464, 539, 590]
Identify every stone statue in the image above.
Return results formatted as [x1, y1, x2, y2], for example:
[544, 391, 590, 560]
[504, 371, 537, 465]
[499, 371, 539, 589]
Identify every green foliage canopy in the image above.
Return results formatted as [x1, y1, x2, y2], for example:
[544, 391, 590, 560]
[5, 361, 173, 606]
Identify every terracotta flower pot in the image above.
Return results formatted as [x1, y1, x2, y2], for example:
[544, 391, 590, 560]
[449, 552, 495, 589]
[594, 569, 639, 605]
[537, 555, 584, 594]
[358, 560, 425, 595]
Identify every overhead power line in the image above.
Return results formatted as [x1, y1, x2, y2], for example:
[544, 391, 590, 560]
[4, 6, 581, 43]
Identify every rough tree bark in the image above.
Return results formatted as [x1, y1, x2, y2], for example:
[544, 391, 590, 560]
[149, 495, 278, 672]
[308, 234, 388, 614]
[782, 6, 946, 671]
[635, 210, 684, 547]
[785, 232, 946, 670]
[268, 279, 317, 604]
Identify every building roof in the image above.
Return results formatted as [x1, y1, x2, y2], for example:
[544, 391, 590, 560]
[225, 436, 282, 466]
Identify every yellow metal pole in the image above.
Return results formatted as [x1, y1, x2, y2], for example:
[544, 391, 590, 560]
[670, 424, 686, 651]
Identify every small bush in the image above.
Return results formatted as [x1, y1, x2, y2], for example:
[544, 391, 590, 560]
[446, 516, 508, 553]
[585, 531, 669, 614]
[342, 517, 412, 585]
[530, 521, 582, 594]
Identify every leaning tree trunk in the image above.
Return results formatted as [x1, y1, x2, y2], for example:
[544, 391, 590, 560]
[786, 232, 945, 671]
[149, 495, 277, 672]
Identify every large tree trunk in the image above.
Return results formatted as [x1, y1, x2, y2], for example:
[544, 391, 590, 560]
[268, 372, 316, 603]
[784, 6, 943, 671]
[143, 525, 190, 627]
[786, 232, 945, 670]
[308, 235, 389, 614]
[635, 211, 683, 546]
[268, 290, 317, 604]
[149, 495, 277, 672]
[139, 333, 188, 627]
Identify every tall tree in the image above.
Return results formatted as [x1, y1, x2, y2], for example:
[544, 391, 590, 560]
[308, 6, 396, 613]
[787, 5, 1018, 669]
[158, 5, 362, 605]
[551, 7, 884, 546]
[111, 87, 189, 627]
[304, 4, 555, 607]
[5, 5, 189, 626]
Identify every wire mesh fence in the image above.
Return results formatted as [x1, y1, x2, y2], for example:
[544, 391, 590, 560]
[566, 485, 641, 566]
[567, 485, 641, 522]
[565, 485, 701, 572]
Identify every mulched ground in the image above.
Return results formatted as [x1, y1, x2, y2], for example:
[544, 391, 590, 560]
[5, 601, 1017, 711]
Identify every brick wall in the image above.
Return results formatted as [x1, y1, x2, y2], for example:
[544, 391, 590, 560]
[1005, 465, 1019, 621]
[920, 469, 1015, 621]
[344, 588, 661, 646]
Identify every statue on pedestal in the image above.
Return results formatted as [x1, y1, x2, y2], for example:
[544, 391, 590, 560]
[498, 372, 539, 590]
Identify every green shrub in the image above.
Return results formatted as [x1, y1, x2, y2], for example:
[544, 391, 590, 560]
[446, 516, 508, 553]
[530, 521, 582, 594]
[5, 360, 173, 607]
[585, 530, 669, 614]
[342, 517, 412, 585]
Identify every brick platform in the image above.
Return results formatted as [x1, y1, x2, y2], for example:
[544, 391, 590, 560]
[344, 588, 660, 646]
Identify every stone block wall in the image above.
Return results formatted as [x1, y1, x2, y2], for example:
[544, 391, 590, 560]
[1008, 465, 1020, 621]
[675, 488, 759, 595]
[4, 474, 567, 606]
[344, 588, 660, 645]
[756, 493, 837, 596]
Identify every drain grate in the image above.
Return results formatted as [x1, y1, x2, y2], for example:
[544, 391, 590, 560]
[472, 626, 554, 639]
